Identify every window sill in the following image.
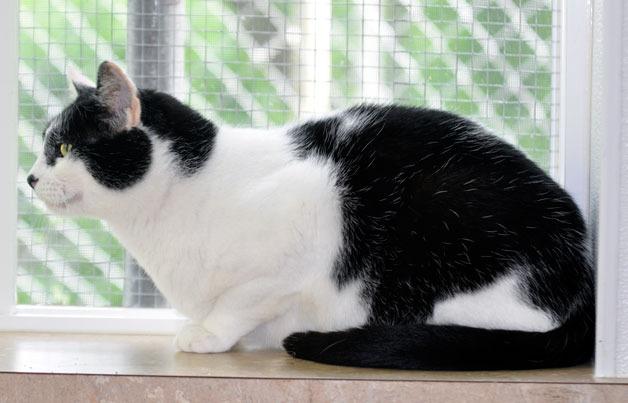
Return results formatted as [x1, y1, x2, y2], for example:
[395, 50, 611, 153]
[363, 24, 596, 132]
[0, 332, 626, 402]
[0, 306, 184, 334]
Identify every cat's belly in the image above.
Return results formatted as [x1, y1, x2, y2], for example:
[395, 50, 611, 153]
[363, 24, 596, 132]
[427, 273, 557, 332]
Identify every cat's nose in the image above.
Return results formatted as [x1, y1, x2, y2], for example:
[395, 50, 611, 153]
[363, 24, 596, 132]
[27, 174, 39, 189]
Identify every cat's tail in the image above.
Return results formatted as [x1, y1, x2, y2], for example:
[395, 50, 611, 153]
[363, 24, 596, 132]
[282, 308, 594, 370]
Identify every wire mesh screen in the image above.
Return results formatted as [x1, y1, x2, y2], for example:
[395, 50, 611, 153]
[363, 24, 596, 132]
[17, 0, 560, 307]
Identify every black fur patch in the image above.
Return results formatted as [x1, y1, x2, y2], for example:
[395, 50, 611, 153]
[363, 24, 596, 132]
[138, 89, 215, 176]
[75, 128, 152, 190]
[289, 104, 593, 325]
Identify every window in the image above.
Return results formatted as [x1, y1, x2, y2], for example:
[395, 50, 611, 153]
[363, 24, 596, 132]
[4, 0, 589, 332]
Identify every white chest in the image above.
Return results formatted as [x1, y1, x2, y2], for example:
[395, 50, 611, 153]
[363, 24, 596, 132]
[108, 128, 349, 324]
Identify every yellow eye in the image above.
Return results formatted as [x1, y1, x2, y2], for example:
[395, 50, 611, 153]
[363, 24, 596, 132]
[60, 143, 72, 157]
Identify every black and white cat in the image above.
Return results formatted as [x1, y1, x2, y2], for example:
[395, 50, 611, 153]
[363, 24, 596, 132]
[27, 61, 594, 370]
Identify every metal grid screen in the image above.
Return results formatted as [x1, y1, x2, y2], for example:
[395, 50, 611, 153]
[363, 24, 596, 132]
[17, 0, 560, 307]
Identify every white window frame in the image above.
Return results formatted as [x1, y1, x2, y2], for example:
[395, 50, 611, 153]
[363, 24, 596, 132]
[558, 0, 592, 221]
[592, 0, 625, 378]
[0, 1, 597, 338]
[0, 0, 19, 321]
[0, 306, 184, 334]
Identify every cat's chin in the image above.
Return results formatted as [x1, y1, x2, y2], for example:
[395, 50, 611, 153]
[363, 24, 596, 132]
[42, 193, 83, 215]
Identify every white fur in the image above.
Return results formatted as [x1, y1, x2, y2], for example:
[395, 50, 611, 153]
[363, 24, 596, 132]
[28, 139, 86, 212]
[336, 108, 383, 141]
[427, 274, 557, 332]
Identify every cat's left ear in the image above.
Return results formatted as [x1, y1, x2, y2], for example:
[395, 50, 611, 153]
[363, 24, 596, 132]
[96, 61, 141, 130]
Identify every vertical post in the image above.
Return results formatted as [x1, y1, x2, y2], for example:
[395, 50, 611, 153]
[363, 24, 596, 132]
[0, 0, 19, 314]
[593, 0, 625, 378]
[124, 0, 184, 308]
[361, 1, 390, 102]
[550, 0, 561, 182]
[558, 0, 592, 222]
[127, 0, 185, 97]
[301, 0, 331, 117]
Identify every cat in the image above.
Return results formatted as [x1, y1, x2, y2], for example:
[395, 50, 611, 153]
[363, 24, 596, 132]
[27, 61, 594, 370]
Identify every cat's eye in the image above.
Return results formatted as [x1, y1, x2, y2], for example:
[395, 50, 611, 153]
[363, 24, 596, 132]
[60, 143, 73, 157]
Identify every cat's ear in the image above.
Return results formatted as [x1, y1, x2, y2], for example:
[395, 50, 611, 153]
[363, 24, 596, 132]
[67, 65, 96, 98]
[96, 61, 141, 130]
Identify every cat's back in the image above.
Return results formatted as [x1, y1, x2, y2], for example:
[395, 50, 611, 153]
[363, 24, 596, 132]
[289, 104, 526, 172]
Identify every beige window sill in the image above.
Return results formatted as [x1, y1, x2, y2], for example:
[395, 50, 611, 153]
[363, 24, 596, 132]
[0, 332, 626, 402]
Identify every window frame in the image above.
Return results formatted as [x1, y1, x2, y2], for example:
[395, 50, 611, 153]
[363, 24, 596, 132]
[591, 0, 624, 378]
[0, 306, 184, 334]
[0, 0, 19, 319]
[0, 0, 595, 336]
[557, 0, 593, 221]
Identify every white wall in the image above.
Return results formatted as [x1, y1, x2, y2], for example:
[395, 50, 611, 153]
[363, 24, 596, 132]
[618, 0, 628, 373]
[593, 0, 628, 378]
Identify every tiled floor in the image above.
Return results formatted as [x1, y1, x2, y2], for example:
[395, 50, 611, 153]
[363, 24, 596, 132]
[1, 332, 627, 402]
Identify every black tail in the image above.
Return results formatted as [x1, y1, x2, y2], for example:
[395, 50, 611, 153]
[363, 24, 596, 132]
[282, 311, 594, 370]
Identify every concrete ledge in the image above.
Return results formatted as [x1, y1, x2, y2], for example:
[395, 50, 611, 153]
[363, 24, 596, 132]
[2, 373, 628, 403]
[1, 333, 627, 402]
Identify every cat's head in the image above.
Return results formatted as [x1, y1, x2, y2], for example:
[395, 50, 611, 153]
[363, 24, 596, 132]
[27, 61, 152, 218]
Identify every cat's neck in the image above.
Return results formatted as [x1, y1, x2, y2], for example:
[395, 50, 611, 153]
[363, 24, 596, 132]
[99, 136, 177, 227]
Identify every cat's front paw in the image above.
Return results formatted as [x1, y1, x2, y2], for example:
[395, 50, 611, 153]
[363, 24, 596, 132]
[175, 323, 231, 353]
